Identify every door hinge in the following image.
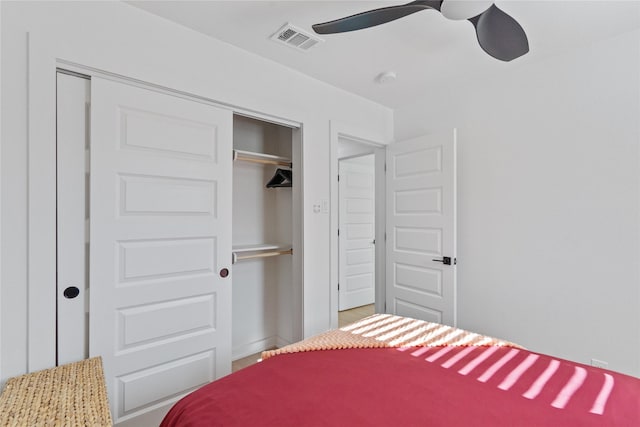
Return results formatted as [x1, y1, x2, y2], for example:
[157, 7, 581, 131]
[337, 174, 340, 182]
[338, 228, 340, 236]
[338, 283, 340, 291]
[384, 232, 387, 241]
[384, 163, 387, 172]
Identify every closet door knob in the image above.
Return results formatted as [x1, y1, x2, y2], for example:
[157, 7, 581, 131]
[219, 268, 229, 278]
[63, 286, 80, 299]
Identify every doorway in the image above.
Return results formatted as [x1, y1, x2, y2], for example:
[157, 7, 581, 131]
[335, 136, 385, 327]
[338, 154, 375, 311]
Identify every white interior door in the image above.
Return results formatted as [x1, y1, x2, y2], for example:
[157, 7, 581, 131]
[386, 130, 457, 326]
[56, 72, 90, 365]
[339, 155, 375, 310]
[90, 77, 233, 425]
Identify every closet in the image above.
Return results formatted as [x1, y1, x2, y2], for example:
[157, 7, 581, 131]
[231, 115, 303, 360]
[55, 73, 304, 424]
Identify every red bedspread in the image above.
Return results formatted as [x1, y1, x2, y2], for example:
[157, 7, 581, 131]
[161, 346, 639, 426]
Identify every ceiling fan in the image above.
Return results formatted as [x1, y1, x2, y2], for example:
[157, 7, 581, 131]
[312, 0, 529, 62]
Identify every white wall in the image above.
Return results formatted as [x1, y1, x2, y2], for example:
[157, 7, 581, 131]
[0, 1, 392, 382]
[338, 137, 376, 159]
[395, 29, 640, 377]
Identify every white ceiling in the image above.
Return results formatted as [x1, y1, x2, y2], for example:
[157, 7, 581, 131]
[127, 1, 640, 109]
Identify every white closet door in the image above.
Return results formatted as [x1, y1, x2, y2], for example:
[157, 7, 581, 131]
[386, 131, 457, 326]
[89, 77, 233, 424]
[56, 72, 90, 365]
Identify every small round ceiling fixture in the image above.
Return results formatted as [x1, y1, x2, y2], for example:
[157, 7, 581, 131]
[441, 0, 493, 20]
[375, 71, 397, 84]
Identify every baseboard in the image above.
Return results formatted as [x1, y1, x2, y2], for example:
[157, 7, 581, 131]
[232, 336, 278, 361]
[276, 336, 292, 349]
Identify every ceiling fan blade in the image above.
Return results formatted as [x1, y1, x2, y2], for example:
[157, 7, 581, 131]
[312, 0, 442, 34]
[469, 4, 529, 61]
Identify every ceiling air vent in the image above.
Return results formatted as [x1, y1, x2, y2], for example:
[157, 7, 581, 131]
[270, 23, 323, 52]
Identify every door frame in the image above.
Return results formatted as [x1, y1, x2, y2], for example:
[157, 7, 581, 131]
[27, 35, 304, 372]
[329, 121, 386, 329]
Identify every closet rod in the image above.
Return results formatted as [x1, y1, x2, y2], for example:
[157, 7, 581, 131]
[233, 149, 292, 168]
[232, 249, 293, 264]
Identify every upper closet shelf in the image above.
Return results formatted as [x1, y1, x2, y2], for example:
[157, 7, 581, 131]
[233, 149, 292, 168]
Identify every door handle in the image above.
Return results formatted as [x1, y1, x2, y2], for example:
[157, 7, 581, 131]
[63, 286, 80, 299]
[432, 257, 456, 265]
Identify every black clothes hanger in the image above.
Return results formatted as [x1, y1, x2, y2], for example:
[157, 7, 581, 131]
[266, 168, 292, 188]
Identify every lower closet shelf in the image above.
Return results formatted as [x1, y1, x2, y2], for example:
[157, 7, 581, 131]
[232, 244, 293, 264]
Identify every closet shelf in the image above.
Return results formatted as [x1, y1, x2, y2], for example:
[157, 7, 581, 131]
[233, 149, 292, 168]
[232, 244, 292, 264]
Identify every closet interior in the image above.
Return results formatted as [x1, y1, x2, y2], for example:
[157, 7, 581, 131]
[231, 115, 303, 361]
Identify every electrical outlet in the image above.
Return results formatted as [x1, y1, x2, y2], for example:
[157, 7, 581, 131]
[591, 358, 608, 369]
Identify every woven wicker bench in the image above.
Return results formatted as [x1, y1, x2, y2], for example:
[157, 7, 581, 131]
[0, 357, 112, 426]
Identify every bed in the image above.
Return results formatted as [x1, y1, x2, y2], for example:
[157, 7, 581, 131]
[160, 314, 639, 426]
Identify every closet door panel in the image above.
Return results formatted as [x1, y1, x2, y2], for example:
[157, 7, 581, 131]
[90, 77, 232, 424]
[56, 72, 90, 365]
